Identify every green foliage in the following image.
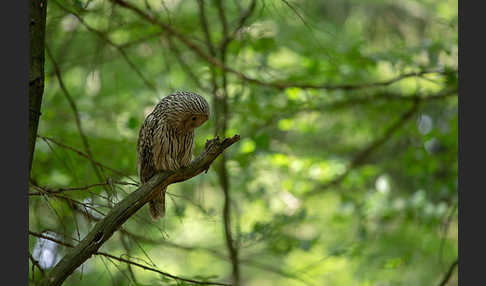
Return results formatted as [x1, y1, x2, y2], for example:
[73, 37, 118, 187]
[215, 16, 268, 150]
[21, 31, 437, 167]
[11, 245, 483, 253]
[30, 0, 457, 285]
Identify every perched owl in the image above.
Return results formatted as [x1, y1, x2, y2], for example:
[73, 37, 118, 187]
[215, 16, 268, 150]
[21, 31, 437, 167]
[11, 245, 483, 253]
[137, 91, 210, 219]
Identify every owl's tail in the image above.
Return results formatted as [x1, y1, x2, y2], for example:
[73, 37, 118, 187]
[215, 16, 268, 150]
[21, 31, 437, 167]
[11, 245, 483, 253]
[149, 187, 166, 220]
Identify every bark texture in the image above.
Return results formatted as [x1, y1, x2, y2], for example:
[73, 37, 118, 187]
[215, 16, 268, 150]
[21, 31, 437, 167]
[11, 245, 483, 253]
[29, 0, 47, 174]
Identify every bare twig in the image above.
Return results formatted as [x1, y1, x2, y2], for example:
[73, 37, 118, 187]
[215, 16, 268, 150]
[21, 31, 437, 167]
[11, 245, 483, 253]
[98, 252, 231, 286]
[109, 0, 454, 92]
[29, 231, 231, 285]
[35, 190, 108, 217]
[439, 203, 458, 263]
[46, 46, 110, 190]
[29, 252, 45, 280]
[196, 0, 220, 134]
[120, 229, 313, 285]
[119, 233, 139, 284]
[38, 135, 137, 182]
[119, 31, 164, 48]
[216, 0, 229, 51]
[214, 1, 240, 285]
[220, 0, 257, 50]
[197, 0, 217, 57]
[437, 258, 458, 286]
[166, 36, 208, 91]
[29, 182, 110, 196]
[250, 87, 457, 138]
[53, 0, 157, 92]
[38, 135, 240, 286]
[29, 231, 75, 248]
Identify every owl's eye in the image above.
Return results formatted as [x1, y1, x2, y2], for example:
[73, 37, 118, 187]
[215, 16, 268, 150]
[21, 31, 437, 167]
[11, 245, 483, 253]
[192, 116, 197, 121]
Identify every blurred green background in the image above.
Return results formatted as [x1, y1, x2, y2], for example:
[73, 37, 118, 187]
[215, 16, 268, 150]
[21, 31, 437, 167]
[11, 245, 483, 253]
[29, 0, 458, 285]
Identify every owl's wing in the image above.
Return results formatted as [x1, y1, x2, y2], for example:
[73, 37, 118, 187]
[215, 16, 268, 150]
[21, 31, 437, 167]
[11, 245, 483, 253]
[137, 114, 157, 183]
[153, 128, 181, 171]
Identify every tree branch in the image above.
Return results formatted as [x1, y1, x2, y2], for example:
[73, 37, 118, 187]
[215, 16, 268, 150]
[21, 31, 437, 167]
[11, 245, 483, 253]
[29, 252, 45, 280]
[215, 1, 240, 285]
[29, 231, 231, 286]
[29, 181, 116, 196]
[37, 135, 136, 182]
[437, 257, 458, 286]
[220, 0, 257, 51]
[196, 0, 221, 135]
[53, 0, 158, 92]
[109, 0, 453, 92]
[46, 45, 109, 190]
[29, 0, 47, 175]
[98, 251, 231, 286]
[38, 135, 240, 286]
[111, 228, 313, 286]
[304, 101, 421, 198]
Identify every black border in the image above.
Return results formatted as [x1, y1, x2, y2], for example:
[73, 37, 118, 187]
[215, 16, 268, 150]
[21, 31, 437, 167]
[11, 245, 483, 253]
[458, 0, 481, 285]
[3, 0, 29, 285]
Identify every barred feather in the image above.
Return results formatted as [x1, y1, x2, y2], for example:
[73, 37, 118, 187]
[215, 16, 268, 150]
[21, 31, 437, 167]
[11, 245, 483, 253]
[136, 91, 210, 219]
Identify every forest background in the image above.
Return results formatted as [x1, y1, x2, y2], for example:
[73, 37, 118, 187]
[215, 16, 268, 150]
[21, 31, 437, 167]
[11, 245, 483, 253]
[28, 0, 458, 285]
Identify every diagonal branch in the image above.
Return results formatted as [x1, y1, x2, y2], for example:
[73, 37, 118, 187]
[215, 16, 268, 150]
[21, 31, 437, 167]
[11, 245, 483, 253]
[304, 101, 421, 198]
[29, 252, 45, 280]
[121, 229, 314, 285]
[29, 231, 231, 286]
[166, 36, 209, 91]
[99, 251, 231, 286]
[437, 257, 458, 286]
[46, 46, 109, 190]
[220, 0, 257, 51]
[38, 135, 240, 286]
[53, 0, 157, 92]
[37, 135, 136, 182]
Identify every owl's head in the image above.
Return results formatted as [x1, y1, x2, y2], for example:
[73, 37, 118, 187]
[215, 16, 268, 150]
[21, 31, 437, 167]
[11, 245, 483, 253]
[165, 91, 210, 132]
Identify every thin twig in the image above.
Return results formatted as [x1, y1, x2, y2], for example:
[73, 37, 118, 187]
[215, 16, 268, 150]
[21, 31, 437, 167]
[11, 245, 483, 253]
[29, 231, 231, 285]
[304, 100, 421, 198]
[437, 258, 458, 286]
[110, 0, 454, 92]
[38, 135, 240, 286]
[215, 1, 240, 285]
[119, 234, 139, 284]
[197, 0, 217, 57]
[29, 182, 110, 196]
[166, 36, 208, 91]
[99, 252, 231, 286]
[196, 0, 221, 135]
[53, 0, 157, 92]
[220, 0, 257, 50]
[29, 252, 45, 280]
[38, 135, 137, 183]
[245, 87, 457, 141]
[120, 229, 313, 285]
[439, 203, 458, 263]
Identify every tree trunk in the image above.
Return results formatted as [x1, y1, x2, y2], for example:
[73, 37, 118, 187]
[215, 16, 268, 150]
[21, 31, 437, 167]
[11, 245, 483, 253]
[29, 0, 47, 175]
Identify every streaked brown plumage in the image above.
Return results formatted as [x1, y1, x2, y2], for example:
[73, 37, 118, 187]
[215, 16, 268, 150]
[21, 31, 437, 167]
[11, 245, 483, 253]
[137, 91, 210, 219]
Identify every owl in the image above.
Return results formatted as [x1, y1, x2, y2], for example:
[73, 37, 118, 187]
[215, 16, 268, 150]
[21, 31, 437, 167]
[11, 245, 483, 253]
[137, 91, 210, 219]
